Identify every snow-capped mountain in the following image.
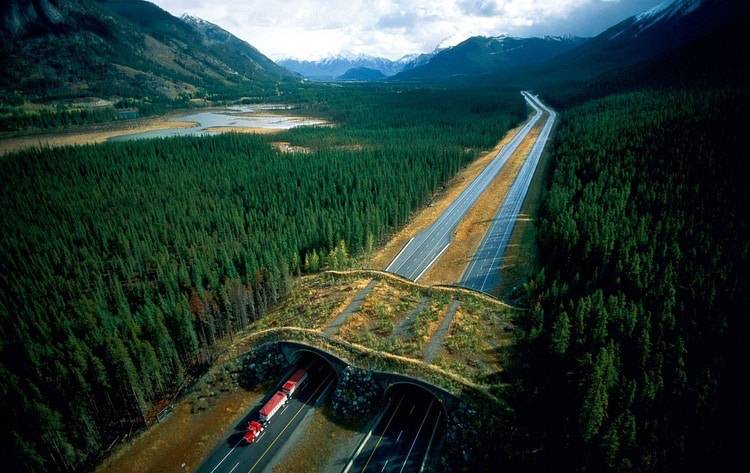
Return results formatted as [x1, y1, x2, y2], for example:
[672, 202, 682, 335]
[544, 0, 734, 81]
[392, 35, 587, 82]
[279, 54, 405, 80]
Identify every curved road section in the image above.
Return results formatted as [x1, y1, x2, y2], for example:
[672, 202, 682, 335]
[460, 92, 557, 294]
[385, 92, 544, 281]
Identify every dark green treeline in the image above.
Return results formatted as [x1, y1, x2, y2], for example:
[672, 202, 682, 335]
[0, 86, 524, 471]
[510, 89, 747, 471]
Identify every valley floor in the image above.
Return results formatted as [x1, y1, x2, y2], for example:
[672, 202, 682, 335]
[0, 115, 196, 155]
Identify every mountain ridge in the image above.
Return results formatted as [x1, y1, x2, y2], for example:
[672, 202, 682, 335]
[0, 0, 293, 102]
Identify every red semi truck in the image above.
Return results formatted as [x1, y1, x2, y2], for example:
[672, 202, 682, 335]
[243, 368, 308, 444]
[282, 368, 308, 396]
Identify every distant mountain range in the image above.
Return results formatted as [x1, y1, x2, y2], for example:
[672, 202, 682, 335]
[391, 35, 587, 82]
[0, 0, 746, 104]
[0, 0, 294, 101]
[278, 54, 420, 81]
[536, 0, 733, 83]
[384, 0, 747, 97]
[337, 67, 387, 82]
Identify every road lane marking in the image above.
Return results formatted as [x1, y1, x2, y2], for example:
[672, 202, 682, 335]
[460, 104, 542, 286]
[229, 462, 240, 473]
[401, 97, 543, 280]
[391, 96, 541, 278]
[343, 399, 393, 473]
[396, 430, 403, 443]
[381, 459, 390, 472]
[419, 410, 442, 473]
[399, 399, 435, 473]
[385, 237, 414, 272]
[247, 373, 334, 473]
[475, 102, 556, 292]
[462, 93, 556, 292]
[209, 437, 244, 473]
[360, 395, 406, 472]
[409, 404, 415, 415]
[413, 241, 450, 281]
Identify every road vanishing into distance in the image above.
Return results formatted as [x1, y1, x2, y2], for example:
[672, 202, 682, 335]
[195, 91, 554, 473]
[195, 360, 335, 473]
[461, 92, 556, 293]
[344, 386, 444, 473]
[386, 91, 545, 281]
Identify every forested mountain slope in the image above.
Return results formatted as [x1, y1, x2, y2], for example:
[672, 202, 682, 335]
[392, 35, 586, 83]
[0, 0, 292, 101]
[509, 89, 747, 471]
[538, 0, 730, 83]
[542, 0, 750, 107]
[0, 87, 525, 472]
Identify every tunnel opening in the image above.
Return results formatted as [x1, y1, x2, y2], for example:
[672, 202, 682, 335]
[349, 383, 447, 473]
[227, 349, 337, 451]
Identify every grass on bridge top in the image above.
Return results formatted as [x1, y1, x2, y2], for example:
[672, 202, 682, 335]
[248, 271, 516, 386]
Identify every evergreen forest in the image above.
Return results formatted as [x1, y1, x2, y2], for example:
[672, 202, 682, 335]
[0, 86, 524, 471]
[510, 88, 747, 471]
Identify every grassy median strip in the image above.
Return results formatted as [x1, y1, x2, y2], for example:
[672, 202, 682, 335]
[420, 116, 545, 287]
[368, 121, 527, 270]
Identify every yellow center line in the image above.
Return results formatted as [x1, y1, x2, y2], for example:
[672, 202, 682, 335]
[247, 373, 333, 473]
[360, 395, 406, 473]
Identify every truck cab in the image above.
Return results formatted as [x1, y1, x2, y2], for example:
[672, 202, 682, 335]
[243, 420, 264, 444]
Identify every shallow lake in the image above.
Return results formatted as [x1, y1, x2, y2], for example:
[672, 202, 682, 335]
[109, 104, 325, 141]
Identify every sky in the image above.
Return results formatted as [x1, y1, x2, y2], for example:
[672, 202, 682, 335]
[152, 0, 666, 61]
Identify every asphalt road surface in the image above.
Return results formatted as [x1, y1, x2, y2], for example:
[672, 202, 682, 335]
[460, 92, 557, 294]
[386, 92, 544, 281]
[345, 387, 444, 473]
[195, 361, 335, 473]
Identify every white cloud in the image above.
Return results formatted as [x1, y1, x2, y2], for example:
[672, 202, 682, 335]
[151, 0, 661, 60]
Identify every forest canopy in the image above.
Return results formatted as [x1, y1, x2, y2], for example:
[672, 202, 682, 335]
[510, 88, 747, 471]
[0, 86, 524, 472]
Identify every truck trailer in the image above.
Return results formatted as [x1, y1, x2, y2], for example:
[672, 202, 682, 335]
[259, 391, 287, 422]
[243, 367, 311, 444]
[281, 368, 308, 397]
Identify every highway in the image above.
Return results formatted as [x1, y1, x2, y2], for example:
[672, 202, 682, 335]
[385, 92, 545, 281]
[460, 92, 557, 294]
[195, 360, 335, 473]
[344, 386, 444, 473]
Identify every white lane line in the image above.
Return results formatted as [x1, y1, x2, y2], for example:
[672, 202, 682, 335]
[394, 94, 542, 279]
[209, 437, 244, 473]
[342, 398, 396, 473]
[463, 93, 557, 292]
[399, 399, 435, 473]
[396, 430, 404, 443]
[419, 410, 442, 473]
[476, 103, 556, 291]
[358, 396, 407, 473]
[413, 241, 450, 281]
[460, 95, 542, 286]
[229, 462, 240, 473]
[381, 459, 390, 472]
[409, 404, 415, 416]
[404, 96, 543, 280]
[385, 238, 414, 272]
[247, 374, 335, 473]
